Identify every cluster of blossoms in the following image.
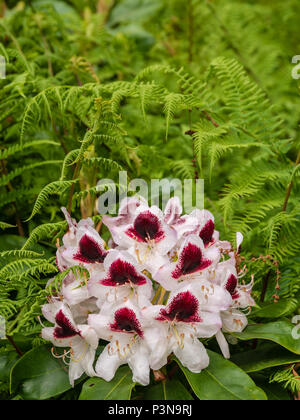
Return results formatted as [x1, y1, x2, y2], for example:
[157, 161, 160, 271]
[41, 197, 255, 386]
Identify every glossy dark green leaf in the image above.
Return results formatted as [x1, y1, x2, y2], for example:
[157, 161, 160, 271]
[79, 366, 135, 400]
[175, 350, 267, 400]
[0, 351, 19, 382]
[251, 299, 298, 319]
[231, 343, 300, 372]
[10, 344, 72, 400]
[251, 374, 291, 401]
[144, 379, 193, 400]
[233, 320, 300, 354]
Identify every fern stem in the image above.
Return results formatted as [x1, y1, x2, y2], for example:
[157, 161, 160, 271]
[67, 161, 81, 213]
[260, 150, 300, 302]
[282, 150, 300, 212]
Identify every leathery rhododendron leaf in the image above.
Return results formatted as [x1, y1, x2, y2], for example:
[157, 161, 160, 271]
[144, 379, 194, 400]
[231, 343, 300, 373]
[174, 350, 267, 400]
[10, 345, 72, 400]
[79, 366, 136, 400]
[232, 320, 300, 355]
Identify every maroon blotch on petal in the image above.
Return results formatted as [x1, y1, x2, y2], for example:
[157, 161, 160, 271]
[73, 234, 108, 264]
[199, 219, 215, 246]
[156, 291, 202, 323]
[172, 242, 212, 279]
[54, 310, 79, 339]
[110, 308, 144, 337]
[126, 211, 165, 243]
[225, 274, 240, 299]
[101, 259, 147, 286]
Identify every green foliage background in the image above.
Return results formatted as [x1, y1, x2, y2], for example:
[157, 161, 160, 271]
[0, 0, 299, 400]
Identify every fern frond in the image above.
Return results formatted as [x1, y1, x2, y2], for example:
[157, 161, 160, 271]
[27, 180, 78, 220]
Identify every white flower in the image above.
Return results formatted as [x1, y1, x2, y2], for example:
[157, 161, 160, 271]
[88, 301, 151, 386]
[41, 301, 98, 386]
[209, 255, 255, 358]
[108, 204, 177, 275]
[56, 208, 107, 272]
[88, 249, 153, 309]
[142, 286, 224, 373]
[154, 234, 220, 291]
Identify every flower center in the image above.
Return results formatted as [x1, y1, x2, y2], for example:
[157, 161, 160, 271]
[74, 234, 107, 264]
[110, 308, 144, 337]
[156, 291, 202, 323]
[101, 259, 147, 286]
[54, 310, 79, 339]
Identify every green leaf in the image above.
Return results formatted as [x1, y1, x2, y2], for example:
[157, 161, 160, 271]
[10, 345, 72, 400]
[79, 366, 135, 400]
[231, 343, 300, 373]
[0, 351, 19, 382]
[233, 320, 300, 354]
[251, 374, 291, 401]
[144, 379, 193, 400]
[251, 299, 298, 319]
[175, 350, 267, 400]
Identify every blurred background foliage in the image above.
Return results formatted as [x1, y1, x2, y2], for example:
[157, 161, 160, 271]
[0, 0, 299, 400]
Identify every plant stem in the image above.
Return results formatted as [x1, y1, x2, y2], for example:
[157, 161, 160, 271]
[260, 150, 300, 302]
[282, 150, 300, 212]
[0, 160, 25, 237]
[6, 335, 23, 357]
[67, 161, 81, 213]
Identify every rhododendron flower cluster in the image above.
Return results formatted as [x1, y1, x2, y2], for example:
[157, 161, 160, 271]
[41, 197, 255, 386]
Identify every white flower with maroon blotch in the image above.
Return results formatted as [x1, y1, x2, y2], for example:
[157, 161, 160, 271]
[41, 301, 98, 387]
[209, 258, 255, 358]
[56, 208, 108, 272]
[188, 209, 217, 246]
[88, 302, 151, 386]
[88, 250, 153, 309]
[154, 235, 220, 291]
[142, 287, 223, 373]
[212, 259, 255, 311]
[110, 204, 177, 275]
[102, 196, 147, 245]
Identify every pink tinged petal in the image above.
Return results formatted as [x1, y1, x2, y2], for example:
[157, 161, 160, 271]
[110, 308, 144, 338]
[173, 215, 200, 238]
[199, 219, 215, 246]
[156, 291, 202, 323]
[164, 197, 182, 225]
[126, 211, 165, 243]
[236, 232, 244, 253]
[172, 242, 212, 279]
[101, 259, 147, 287]
[54, 310, 79, 339]
[73, 234, 108, 264]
